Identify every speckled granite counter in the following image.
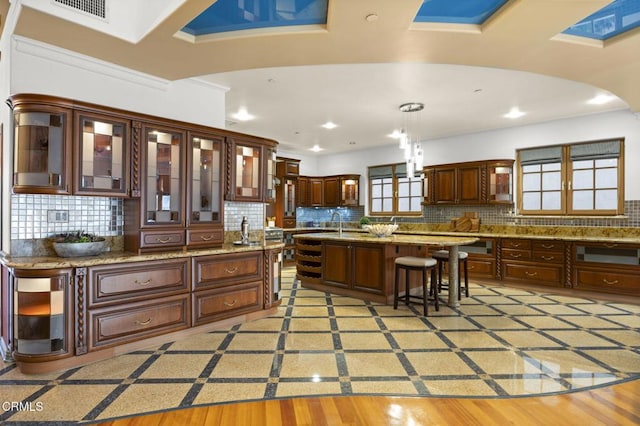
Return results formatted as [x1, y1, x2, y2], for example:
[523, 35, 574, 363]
[1, 241, 284, 270]
[293, 231, 478, 247]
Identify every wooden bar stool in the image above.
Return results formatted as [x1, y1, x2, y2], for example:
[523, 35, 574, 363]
[432, 250, 469, 300]
[393, 256, 439, 316]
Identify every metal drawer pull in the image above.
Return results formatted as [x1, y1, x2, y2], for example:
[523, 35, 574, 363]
[604, 243, 618, 248]
[135, 318, 152, 325]
[224, 299, 237, 307]
[200, 235, 213, 241]
[541, 256, 555, 261]
[541, 244, 554, 249]
[224, 266, 238, 274]
[510, 253, 522, 258]
[511, 243, 521, 247]
[156, 237, 172, 244]
[602, 279, 619, 285]
[135, 279, 152, 286]
[525, 272, 538, 277]
[468, 265, 475, 270]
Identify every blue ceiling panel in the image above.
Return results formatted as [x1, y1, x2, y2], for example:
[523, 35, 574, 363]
[562, 0, 640, 40]
[414, 0, 508, 25]
[182, 0, 328, 36]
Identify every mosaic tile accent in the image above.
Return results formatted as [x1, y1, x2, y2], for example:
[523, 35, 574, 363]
[296, 206, 365, 227]
[1, 267, 638, 423]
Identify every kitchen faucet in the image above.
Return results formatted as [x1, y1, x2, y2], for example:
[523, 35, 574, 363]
[331, 211, 343, 236]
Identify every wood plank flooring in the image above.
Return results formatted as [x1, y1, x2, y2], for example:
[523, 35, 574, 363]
[98, 378, 640, 425]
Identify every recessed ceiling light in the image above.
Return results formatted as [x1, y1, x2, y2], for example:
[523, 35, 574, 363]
[587, 94, 614, 105]
[322, 121, 337, 129]
[504, 107, 525, 119]
[232, 107, 254, 121]
[310, 144, 324, 152]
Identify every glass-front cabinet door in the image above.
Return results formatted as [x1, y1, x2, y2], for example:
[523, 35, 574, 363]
[144, 126, 184, 226]
[229, 138, 263, 201]
[12, 105, 72, 194]
[487, 160, 514, 204]
[74, 111, 130, 197]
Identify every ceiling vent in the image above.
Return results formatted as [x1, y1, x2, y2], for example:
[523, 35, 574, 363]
[53, 0, 106, 19]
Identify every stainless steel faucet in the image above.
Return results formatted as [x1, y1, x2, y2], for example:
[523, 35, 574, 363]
[331, 211, 343, 236]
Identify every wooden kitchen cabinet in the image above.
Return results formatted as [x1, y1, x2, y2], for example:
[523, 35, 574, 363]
[309, 178, 324, 206]
[186, 131, 225, 248]
[430, 237, 497, 279]
[74, 110, 130, 197]
[322, 241, 385, 296]
[340, 175, 360, 206]
[423, 159, 513, 205]
[299, 175, 360, 207]
[573, 242, 640, 296]
[10, 268, 75, 363]
[226, 136, 278, 202]
[297, 176, 309, 207]
[274, 157, 300, 228]
[500, 238, 565, 287]
[9, 95, 73, 195]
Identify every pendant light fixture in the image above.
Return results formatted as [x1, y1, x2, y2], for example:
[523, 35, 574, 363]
[398, 102, 424, 178]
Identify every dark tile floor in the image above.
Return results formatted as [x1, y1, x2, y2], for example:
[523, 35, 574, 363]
[1, 267, 639, 424]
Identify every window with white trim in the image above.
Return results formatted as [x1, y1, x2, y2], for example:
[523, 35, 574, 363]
[369, 163, 422, 216]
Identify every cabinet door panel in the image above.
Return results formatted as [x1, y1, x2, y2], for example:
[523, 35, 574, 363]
[434, 168, 456, 204]
[192, 281, 262, 325]
[502, 263, 562, 286]
[352, 245, 385, 294]
[323, 177, 340, 207]
[457, 165, 483, 204]
[193, 252, 263, 289]
[322, 243, 349, 287]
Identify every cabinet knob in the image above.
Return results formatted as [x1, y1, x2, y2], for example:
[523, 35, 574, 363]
[156, 237, 172, 244]
[224, 299, 238, 307]
[224, 266, 238, 274]
[135, 318, 152, 326]
[134, 279, 152, 286]
[200, 235, 213, 241]
[602, 279, 619, 286]
[510, 253, 522, 258]
[525, 271, 538, 277]
[541, 256, 554, 261]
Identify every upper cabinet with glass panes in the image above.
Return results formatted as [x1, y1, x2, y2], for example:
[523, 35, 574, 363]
[226, 136, 278, 202]
[74, 111, 130, 197]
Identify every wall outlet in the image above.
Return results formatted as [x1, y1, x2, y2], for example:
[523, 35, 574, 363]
[47, 210, 69, 223]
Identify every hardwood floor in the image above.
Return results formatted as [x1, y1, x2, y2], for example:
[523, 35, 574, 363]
[99, 379, 640, 425]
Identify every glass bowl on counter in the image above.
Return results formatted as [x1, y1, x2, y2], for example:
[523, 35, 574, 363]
[363, 223, 398, 237]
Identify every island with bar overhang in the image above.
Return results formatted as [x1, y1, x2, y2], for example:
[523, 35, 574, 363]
[293, 230, 478, 307]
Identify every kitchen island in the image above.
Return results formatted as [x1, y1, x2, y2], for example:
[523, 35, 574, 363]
[294, 232, 478, 307]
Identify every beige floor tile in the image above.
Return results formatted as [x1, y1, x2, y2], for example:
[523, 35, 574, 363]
[290, 306, 330, 317]
[336, 317, 383, 331]
[543, 330, 617, 347]
[466, 350, 543, 375]
[333, 305, 379, 317]
[405, 352, 477, 376]
[471, 296, 520, 304]
[513, 316, 576, 329]
[278, 353, 339, 378]
[168, 332, 229, 351]
[558, 315, 625, 329]
[344, 353, 408, 377]
[0, 384, 49, 407]
[288, 317, 333, 331]
[209, 353, 275, 378]
[493, 331, 563, 349]
[471, 316, 528, 330]
[391, 331, 450, 350]
[455, 305, 502, 316]
[285, 332, 335, 350]
[544, 295, 598, 304]
[294, 289, 328, 298]
[96, 383, 192, 420]
[495, 377, 566, 396]
[222, 332, 281, 351]
[192, 382, 266, 405]
[582, 349, 640, 372]
[67, 354, 153, 380]
[595, 329, 640, 346]
[139, 354, 213, 379]
[381, 316, 431, 331]
[531, 304, 587, 315]
[444, 331, 506, 349]
[276, 381, 342, 397]
[350, 380, 420, 395]
[8, 384, 118, 422]
[523, 350, 612, 374]
[491, 305, 544, 315]
[425, 316, 479, 331]
[602, 315, 640, 328]
[339, 332, 393, 350]
[425, 379, 498, 396]
[510, 295, 557, 304]
[609, 303, 640, 314]
[331, 297, 367, 306]
[373, 305, 422, 317]
[236, 317, 284, 332]
[293, 296, 332, 306]
[571, 304, 634, 315]
[565, 374, 619, 388]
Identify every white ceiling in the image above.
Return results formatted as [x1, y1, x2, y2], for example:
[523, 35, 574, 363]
[6, 0, 640, 155]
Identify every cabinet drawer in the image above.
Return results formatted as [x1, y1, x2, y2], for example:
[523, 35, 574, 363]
[193, 251, 263, 290]
[87, 259, 189, 307]
[466, 259, 496, 278]
[501, 249, 531, 261]
[574, 268, 639, 296]
[192, 281, 262, 325]
[532, 241, 563, 252]
[88, 294, 189, 351]
[531, 251, 564, 264]
[139, 230, 185, 249]
[502, 263, 562, 286]
[283, 218, 297, 228]
[186, 228, 224, 248]
[502, 239, 531, 250]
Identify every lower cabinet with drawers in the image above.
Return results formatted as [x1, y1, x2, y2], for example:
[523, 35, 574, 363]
[573, 242, 640, 296]
[4, 246, 282, 373]
[500, 238, 565, 287]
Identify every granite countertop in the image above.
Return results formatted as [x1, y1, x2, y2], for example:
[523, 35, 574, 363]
[1, 241, 285, 269]
[294, 231, 479, 247]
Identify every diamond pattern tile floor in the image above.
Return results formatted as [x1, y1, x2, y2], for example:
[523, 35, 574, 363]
[1, 267, 639, 424]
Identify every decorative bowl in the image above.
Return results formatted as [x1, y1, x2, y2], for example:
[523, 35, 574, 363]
[52, 240, 107, 257]
[364, 223, 398, 237]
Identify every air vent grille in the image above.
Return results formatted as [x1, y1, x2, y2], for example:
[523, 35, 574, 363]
[53, 0, 106, 19]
